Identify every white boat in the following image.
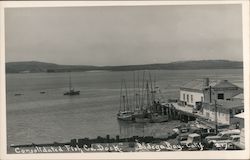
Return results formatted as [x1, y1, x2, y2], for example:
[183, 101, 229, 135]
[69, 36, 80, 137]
[117, 111, 134, 121]
[117, 80, 134, 121]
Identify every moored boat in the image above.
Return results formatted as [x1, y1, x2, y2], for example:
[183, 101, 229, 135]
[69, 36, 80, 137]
[64, 71, 80, 96]
[117, 80, 134, 121]
[117, 71, 170, 123]
[150, 113, 169, 123]
[117, 111, 134, 121]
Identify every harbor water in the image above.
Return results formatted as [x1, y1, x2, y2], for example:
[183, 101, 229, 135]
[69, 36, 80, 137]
[6, 69, 243, 151]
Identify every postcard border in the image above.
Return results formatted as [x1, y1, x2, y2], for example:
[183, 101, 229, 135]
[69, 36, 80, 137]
[0, 1, 249, 159]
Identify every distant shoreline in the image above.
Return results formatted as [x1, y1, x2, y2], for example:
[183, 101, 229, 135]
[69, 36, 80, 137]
[5, 60, 243, 74]
[5, 68, 243, 75]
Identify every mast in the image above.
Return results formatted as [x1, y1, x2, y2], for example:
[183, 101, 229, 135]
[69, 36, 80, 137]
[137, 71, 140, 110]
[141, 71, 146, 110]
[154, 71, 156, 100]
[146, 81, 150, 111]
[124, 80, 129, 111]
[133, 71, 136, 111]
[119, 79, 123, 112]
[69, 71, 72, 91]
[149, 71, 154, 103]
[123, 95, 126, 112]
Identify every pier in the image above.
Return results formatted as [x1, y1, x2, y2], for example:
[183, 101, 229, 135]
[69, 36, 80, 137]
[170, 102, 229, 129]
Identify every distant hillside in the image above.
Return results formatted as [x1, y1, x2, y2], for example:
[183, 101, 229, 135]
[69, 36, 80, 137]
[6, 61, 99, 73]
[6, 60, 243, 73]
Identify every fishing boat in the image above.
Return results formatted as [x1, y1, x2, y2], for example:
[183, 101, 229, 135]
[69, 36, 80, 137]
[150, 113, 169, 123]
[134, 71, 170, 123]
[117, 71, 170, 123]
[117, 80, 133, 121]
[14, 93, 23, 96]
[133, 77, 155, 123]
[117, 111, 134, 121]
[63, 71, 80, 96]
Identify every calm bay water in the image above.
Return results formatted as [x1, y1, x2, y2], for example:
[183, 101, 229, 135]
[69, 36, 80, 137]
[6, 69, 243, 148]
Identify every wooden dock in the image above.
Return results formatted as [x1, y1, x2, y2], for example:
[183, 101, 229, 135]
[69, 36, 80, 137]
[170, 102, 229, 129]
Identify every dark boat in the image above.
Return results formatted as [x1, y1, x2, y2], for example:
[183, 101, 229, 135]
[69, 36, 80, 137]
[133, 71, 169, 123]
[64, 89, 80, 96]
[63, 71, 80, 96]
[117, 71, 170, 123]
[14, 93, 23, 96]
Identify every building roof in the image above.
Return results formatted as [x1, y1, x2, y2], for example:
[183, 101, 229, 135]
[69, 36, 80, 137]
[180, 79, 241, 91]
[203, 100, 244, 110]
[234, 112, 244, 119]
[233, 93, 244, 100]
[213, 80, 240, 89]
[180, 79, 219, 91]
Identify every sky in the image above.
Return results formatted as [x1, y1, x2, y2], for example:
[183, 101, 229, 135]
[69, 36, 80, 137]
[5, 4, 243, 66]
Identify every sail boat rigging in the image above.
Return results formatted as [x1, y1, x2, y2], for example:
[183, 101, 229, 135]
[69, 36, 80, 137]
[117, 71, 169, 123]
[117, 79, 133, 121]
[63, 71, 80, 96]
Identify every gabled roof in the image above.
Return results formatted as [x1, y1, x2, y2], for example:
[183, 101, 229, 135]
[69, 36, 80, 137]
[213, 80, 240, 89]
[180, 79, 219, 91]
[180, 79, 241, 91]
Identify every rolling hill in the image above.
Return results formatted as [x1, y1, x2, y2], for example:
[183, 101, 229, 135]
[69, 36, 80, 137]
[5, 60, 243, 73]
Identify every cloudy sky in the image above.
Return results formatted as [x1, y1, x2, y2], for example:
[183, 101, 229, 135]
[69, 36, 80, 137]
[5, 4, 242, 66]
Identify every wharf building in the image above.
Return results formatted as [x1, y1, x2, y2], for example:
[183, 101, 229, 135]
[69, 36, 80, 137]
[178, 78, 244, 127]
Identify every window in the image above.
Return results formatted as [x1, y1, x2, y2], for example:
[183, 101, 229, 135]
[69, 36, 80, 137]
[187, 94, 189, 102]
[218, 93, 224, 100]
[183, 93, 185, 101]
[191, 95, 193, 103]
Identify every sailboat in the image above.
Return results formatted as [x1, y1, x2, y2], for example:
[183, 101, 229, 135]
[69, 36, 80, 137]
[116, 71, 169, 123]
[63, 71, 80, 96]
[134, 80, 153, 123]
[133, 71, 169, 123]
[117, 79, 134, 121]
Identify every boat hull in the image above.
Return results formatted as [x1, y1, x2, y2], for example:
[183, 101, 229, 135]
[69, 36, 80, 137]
[150, 115, 169, 123]
[134, 117, 151, 123]
[117, 111, 134, 121]
[64, 90, 80, 96]
[117, 115, 133, 121]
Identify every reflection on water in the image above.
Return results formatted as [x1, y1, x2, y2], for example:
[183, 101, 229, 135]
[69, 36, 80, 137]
[118, 120, 185, 138]
[118, 120, 145, 138]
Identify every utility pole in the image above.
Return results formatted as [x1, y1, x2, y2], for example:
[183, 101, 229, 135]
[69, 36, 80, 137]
[214, 100, 218, 134]
[209, 86, 212, 103]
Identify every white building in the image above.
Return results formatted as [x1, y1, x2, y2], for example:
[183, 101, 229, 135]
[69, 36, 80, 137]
[179, 78, 211, 108]
[202, 100, 244, 125]
[179, 78, 243, 109]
